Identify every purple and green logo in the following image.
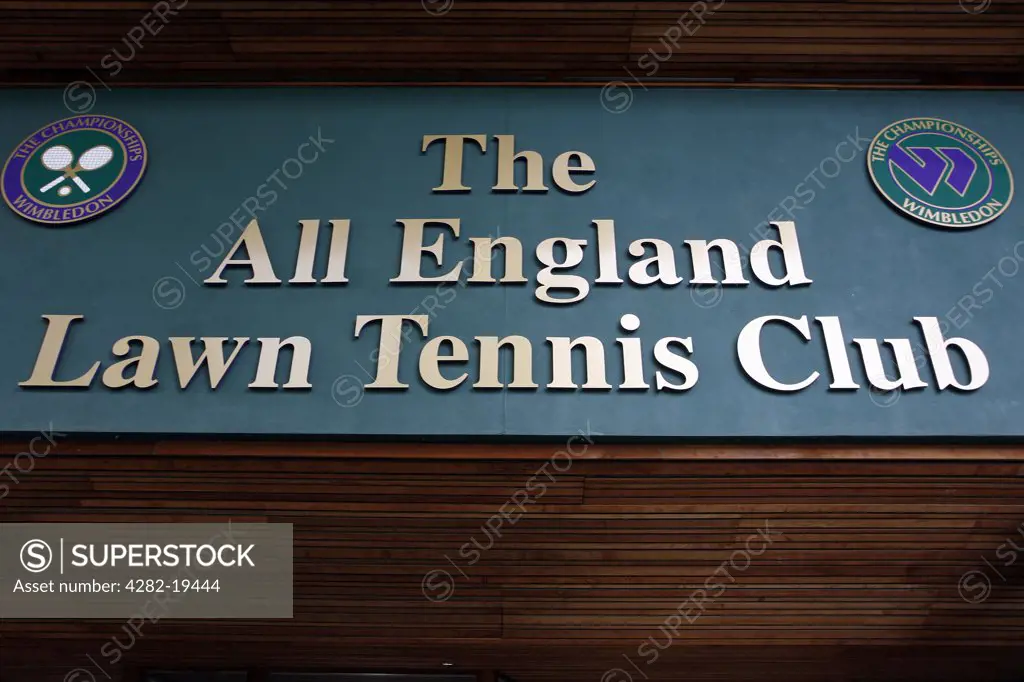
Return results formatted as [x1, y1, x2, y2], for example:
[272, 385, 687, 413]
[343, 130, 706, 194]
[2, 115, 147, 226]
[868, 117, 1012, 229]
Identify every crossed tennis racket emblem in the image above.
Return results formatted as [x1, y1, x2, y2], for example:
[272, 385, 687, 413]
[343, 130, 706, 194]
[38, 144, 114, 196]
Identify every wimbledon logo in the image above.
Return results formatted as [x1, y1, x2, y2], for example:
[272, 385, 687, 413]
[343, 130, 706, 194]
[867, 117, 1013, 229]
[2, 115, 147, 226]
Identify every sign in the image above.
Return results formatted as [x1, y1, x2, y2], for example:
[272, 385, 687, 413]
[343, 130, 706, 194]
[867, 117, 1013, 228]
[1, 88, 1023, 438]
[1, 116, 147, 225]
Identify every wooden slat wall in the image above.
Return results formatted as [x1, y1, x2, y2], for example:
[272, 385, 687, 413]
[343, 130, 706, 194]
[0, 0, 1023, 86]
[2, 442, 1024, 682]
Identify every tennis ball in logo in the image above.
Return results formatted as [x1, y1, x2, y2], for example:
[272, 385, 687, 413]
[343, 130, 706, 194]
[867, 118, 1013, 229]
[2, 116, 147, 226]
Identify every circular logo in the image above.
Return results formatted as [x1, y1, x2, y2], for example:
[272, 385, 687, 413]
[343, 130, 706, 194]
[2, 115, 147, 226]
[867, 117, 1012, 229]
[20, 538, 53, 573]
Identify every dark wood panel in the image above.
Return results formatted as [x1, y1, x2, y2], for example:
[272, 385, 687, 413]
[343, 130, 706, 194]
[2, 442, 1024, 682]
[0, 0, 1023, 85]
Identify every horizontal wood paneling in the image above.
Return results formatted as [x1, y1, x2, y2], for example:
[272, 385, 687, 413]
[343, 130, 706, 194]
[2, 442, 1024, 681]
[0, 0, 1023, 86]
